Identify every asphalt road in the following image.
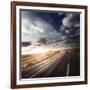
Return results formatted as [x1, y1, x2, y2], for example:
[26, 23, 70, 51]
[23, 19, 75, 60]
[21, 50, 80, 78]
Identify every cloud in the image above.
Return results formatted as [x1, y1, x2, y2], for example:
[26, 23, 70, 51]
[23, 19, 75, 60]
[65, 29, 71, 34]
[22, 42, 32, 47]
[58, 13, 80, 42]
[62, 13, 80, 28]
[58, 12, 64, 16]
[21, 14, 61, 44]
[21, 10, 80, 48]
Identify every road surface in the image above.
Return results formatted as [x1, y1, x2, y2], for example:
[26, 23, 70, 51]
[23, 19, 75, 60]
[21, 49, 80, 78]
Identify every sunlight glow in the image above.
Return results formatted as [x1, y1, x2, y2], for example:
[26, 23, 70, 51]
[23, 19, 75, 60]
[31, 47, 50, 54]
[22, 46, 51, 55]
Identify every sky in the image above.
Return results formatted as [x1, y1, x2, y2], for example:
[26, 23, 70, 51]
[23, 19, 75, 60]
[20, 9, 80, 49]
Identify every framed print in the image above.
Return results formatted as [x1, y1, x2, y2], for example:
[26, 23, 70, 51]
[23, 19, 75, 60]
[11, 1, 88, 89]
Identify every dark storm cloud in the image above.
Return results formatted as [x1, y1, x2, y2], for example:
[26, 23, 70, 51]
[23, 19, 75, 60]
[58, 12, 80, 43]
[21, 9, 80, 47]
[21, 10, 63, 44]
[22, 42, 32, 47]
[62, 13, 80, 28]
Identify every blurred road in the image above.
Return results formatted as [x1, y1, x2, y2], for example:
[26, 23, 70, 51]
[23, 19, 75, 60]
[21, 49, 80, 78]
